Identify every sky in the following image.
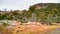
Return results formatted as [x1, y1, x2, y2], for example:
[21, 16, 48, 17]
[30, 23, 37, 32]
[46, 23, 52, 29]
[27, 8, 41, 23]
[0, 0, 60, 11]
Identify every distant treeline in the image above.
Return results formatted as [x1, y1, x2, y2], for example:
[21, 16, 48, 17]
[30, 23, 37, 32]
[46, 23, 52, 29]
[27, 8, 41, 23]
[0, 3, 60, 23]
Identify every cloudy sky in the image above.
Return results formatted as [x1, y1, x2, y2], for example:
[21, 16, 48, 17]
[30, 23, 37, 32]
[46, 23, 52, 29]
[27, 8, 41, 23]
[0, 0, 60, 10]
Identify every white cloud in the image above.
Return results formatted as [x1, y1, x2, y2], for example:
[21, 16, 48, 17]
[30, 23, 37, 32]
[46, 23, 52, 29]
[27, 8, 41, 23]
[0, 0, 60, 10]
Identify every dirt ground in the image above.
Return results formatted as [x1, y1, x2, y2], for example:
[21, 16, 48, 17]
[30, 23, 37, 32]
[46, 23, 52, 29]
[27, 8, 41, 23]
[1, 22, 60, 34]
[9, 24, 60, 34]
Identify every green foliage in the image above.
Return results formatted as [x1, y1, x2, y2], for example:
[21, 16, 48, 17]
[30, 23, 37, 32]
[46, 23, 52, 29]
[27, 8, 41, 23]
[1, 22, 9, 27]
[0, 3, 60, 23]
[29, 6, 35, 12]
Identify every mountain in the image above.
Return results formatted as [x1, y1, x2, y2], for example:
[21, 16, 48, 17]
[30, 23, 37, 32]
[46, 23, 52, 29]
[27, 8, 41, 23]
[31, 3, 60, 9]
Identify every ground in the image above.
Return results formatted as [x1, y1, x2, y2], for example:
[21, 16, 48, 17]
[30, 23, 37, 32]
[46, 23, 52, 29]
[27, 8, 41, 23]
[8, 25, 60, 34]
[0, 23, 60, 34]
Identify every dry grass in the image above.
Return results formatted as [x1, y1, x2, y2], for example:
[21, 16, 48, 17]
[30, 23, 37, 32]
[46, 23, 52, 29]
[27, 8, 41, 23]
[1, 23, 60, 34]
[11, 25, 60, 34]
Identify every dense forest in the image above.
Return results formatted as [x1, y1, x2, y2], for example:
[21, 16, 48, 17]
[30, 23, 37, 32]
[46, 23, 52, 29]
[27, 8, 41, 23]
[0, 3, 60, 24]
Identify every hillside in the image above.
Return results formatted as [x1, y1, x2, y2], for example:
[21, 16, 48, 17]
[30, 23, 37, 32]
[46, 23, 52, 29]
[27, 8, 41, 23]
[0, 3, 60, 24]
